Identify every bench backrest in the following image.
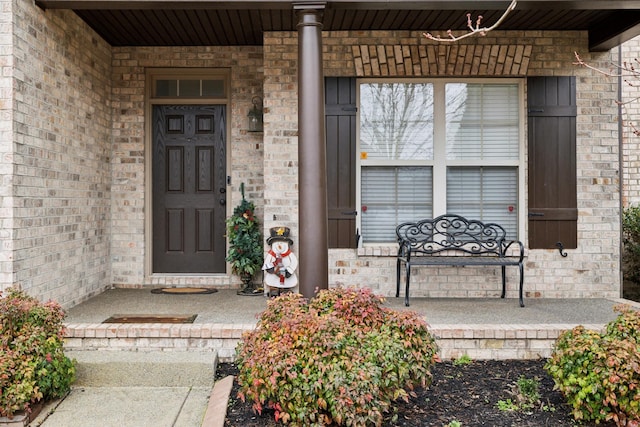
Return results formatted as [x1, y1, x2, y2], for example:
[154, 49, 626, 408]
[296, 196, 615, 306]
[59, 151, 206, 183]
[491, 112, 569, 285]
[396, 214, 507, 256]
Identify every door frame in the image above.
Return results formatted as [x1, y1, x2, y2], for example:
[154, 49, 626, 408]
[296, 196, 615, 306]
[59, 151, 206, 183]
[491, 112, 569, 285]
[144, 68, 231, 280]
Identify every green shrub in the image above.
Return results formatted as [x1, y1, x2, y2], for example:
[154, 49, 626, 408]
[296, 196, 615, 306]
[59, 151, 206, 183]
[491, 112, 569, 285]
[545, 305, 640, 426]
[235, 287, 439, 426]
[605, 304, 640, 343]
[0, 288, 76, 418]
[623, 205, 640, 284]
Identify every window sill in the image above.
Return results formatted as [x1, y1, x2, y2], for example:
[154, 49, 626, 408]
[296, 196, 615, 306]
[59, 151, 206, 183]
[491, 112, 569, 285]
[355, 245, 526, 258]
[357, 245, 398, 257]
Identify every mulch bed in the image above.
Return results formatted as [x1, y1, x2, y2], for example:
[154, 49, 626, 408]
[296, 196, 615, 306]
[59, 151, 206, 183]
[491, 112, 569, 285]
[216, 359, 616, 427]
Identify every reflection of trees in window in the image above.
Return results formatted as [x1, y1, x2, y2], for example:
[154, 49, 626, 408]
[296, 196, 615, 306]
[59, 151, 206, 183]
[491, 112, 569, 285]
[444, 83, 468, 158]
[360, 83, 434, 160]
[446, 84, 520, 160]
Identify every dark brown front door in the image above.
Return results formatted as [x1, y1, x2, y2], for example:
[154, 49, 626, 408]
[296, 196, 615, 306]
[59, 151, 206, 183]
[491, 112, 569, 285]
[152, 105, 227, 273]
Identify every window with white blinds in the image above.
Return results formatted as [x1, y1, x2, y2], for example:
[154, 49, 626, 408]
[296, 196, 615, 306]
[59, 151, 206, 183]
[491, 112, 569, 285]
[361, 167, 432, 242]
[358, 79, 522, 244]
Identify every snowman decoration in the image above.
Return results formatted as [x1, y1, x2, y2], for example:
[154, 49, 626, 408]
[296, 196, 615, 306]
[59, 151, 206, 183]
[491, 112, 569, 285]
[262, 227, 298, 296]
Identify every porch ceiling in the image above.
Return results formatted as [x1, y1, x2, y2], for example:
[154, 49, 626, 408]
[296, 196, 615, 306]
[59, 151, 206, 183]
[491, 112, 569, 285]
[35, 0, 640, 51]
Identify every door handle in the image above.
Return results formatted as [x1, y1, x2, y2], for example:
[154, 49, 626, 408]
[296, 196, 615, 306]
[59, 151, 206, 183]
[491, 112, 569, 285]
[528, 212, 544, 217]
[341, 211, 358, 216]
[220, 199, 226, 205]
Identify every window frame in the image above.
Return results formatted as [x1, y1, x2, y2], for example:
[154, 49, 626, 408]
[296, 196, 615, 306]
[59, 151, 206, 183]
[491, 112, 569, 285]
[356, 77, 526, 246]
[147, 68, 230, 101]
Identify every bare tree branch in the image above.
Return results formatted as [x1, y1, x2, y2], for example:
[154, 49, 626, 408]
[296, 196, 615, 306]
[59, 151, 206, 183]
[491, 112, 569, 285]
[575, 50, 640, 136]
[423, 0, 517, 42]
[574, 51, 640, 83]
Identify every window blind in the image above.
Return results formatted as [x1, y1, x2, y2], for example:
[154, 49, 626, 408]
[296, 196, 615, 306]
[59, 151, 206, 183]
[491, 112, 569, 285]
[362, 167, 432, 242]
[446, 84, 519, 160]
[446, 167, 518, 239]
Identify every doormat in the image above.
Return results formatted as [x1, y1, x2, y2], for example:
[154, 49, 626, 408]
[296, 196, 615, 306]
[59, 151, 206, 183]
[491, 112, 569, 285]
[150, 287, 218, 295]
[103, 314, 198, 324]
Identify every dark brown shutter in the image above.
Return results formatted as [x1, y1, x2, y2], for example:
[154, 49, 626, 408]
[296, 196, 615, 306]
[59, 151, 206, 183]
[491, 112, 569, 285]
[325, 77, 357, 248]
[527, 76, 577, 249]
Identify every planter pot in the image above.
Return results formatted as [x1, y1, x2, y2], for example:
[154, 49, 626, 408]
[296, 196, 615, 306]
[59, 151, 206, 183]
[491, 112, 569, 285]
[237, 273, 262, 296]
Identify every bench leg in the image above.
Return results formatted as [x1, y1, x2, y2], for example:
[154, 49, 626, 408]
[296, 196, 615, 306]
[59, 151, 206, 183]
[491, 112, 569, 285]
[405, 263, 411, 306]
[396, 259, 401, 298]
[501, 265, 506, 299]
[518, 263, 525, 307]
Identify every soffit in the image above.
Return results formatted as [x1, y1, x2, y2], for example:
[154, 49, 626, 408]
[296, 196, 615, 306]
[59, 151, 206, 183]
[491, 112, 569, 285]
[34, 0, 640, 51]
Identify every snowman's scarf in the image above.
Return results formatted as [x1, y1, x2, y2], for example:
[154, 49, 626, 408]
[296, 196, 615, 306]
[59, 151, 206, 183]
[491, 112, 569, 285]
[268, 248, 292, 284]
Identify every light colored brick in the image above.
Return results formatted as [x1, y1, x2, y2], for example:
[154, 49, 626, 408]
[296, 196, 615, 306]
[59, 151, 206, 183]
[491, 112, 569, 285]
[2, 3, 627, 305]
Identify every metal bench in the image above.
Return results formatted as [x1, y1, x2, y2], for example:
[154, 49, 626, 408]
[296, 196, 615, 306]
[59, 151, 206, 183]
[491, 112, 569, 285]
[396, 214, 525, 307]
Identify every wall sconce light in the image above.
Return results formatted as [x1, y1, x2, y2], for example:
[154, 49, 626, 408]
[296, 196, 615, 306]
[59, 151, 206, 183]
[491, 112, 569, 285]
[247, 96, 263, 132]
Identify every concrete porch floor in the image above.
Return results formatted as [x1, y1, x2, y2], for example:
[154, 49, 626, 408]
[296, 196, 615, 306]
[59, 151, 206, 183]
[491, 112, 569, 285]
[64, 287, 629, 325]
[63, 288, 640, 360]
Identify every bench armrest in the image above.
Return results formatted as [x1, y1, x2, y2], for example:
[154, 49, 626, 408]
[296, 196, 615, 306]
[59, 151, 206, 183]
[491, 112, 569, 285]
[501, 239, 524, 262]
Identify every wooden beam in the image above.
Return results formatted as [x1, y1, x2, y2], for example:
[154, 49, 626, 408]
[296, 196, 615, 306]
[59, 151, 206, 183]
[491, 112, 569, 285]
[35, 0, 294, 10]
[589, 11, 640, 51]
[35, 0, 640, 11]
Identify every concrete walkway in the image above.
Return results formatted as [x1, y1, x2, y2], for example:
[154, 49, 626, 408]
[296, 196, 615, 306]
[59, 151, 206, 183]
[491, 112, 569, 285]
[30, 351, 223, 427]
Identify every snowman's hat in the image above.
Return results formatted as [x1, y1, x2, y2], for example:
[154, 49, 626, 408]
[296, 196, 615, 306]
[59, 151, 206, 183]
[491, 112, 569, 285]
[267, 227, 293, 245]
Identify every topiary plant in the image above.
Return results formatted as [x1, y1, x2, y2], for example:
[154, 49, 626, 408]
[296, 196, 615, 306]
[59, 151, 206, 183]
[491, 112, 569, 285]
[225, 182, 263, 295]
[0, 288, 76, 418]
[545, 305, 640, 426]
[235, 287, 440, 426]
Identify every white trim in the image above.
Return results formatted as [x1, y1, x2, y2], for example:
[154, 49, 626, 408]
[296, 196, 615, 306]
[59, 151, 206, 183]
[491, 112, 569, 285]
[433, 82, 447, 217]
[517, 81, 526, 241]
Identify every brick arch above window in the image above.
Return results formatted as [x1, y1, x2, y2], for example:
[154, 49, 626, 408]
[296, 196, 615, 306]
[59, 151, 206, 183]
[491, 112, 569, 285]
[351, 44, 532, 77]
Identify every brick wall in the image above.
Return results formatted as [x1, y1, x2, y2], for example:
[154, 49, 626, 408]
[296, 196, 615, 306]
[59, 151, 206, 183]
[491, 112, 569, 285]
[264, 30, 620, 300]
[262, 33, 299, 239]
[2, 8, 622, 304]
[621, 37, 640, 206]
[110, 46, 264, 288]
[0, 0, 15, 291]
[5, 3, 113, 307]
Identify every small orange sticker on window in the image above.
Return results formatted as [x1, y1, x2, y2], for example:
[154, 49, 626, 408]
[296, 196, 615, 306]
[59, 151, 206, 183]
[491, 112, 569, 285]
[360, 152, 368, 160]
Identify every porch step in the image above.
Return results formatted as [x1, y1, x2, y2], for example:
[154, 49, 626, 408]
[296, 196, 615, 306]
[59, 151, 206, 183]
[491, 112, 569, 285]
[431, 323, 607, 360]
[64, 322, 255, 361]
[63, 321, 608, 361]
[65, 350, 219, 387]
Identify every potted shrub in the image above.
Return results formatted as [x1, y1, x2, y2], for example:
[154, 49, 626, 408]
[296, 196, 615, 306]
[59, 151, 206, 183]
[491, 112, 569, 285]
[226, 182, 264, 295]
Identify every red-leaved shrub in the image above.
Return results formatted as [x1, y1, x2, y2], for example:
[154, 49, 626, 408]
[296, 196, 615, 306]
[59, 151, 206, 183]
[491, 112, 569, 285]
[0, 288, 75, 417]
[236, 287, 439, 426]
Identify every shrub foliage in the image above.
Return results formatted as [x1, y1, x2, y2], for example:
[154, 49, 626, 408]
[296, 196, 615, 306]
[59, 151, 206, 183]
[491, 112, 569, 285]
[235, 287, 439, 426]
[545, 305, 640, 426]
[623, 205, 640, 284]
[0, 288, 76, 417]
